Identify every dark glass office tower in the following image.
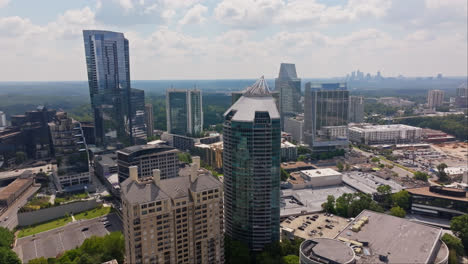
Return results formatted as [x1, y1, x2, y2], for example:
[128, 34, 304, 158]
[130, 88, 147, 144]
[304, 82, 349, 151]
[276, 63, 301, 128]
[166, 89, 203, 137]
[223, 76, 281, 251]
[83, 30, 132, 147]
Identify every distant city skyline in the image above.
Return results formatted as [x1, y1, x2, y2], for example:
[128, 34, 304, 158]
[0, 0, 467, 81]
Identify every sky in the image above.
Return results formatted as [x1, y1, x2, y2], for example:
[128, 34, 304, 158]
[0, 0, 466, 81]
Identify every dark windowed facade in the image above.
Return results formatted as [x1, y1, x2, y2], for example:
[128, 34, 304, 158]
[223, 77, 281, 251]
[276, 63, 301, 128]
[83, 30, 134, 147]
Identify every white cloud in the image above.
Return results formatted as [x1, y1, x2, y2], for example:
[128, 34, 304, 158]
[0, 0, 10, 8]
[178, 4, 208, 25]
[214, 0, 283, 28]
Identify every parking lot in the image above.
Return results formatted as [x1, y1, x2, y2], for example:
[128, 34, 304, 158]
[281, 212, 350, 240]
[14, 213, 122, 263]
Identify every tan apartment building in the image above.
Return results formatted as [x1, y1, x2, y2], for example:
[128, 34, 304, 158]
[121, 157, 224, 264]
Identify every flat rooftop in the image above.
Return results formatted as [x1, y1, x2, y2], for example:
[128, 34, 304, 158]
[0, 177, 32, 200]
[336, 210, 444, 264]
[281, 161, 316, 171]
[280, 185, 356, 217]
[117, 144, 177, 155]
[342, 171, 404, 194]
[301, 168, 341, 179]
[407, 186, 468, 202]
[350, 124, 420, 132]
[301, 238, 355, 264]
[281, 212, 349, 240]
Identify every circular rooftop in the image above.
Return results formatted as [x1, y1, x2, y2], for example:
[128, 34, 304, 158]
[300, 238, 355, 264]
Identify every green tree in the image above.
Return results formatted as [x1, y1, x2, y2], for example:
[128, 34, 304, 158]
[441, 233, 465, 257]
[377, 185, 392, 208]
[450, 214, 468, 255]
[27, 257, 48, 264]
[390, 206, 406, 218]
[297, 146, 311, 155]
[413, 171, 429, 182]
[321, 195, 336, 214]
[297, 155, 307, 162]
[0, 227, 14, 248]
[448, 249, 458, 264]
[15, 151, 26, 165]
[0, 247, 21, 264]
[281, 168, 290, 181]
[391, 190, 411, 210]
[436, 163, 449, 182]
[371, 157, 380, 163]
[178, 152, 192, 164]
[336, 161, 344, 172]
[282, 255, 299, 264]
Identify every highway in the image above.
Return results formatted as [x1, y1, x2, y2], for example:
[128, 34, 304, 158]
[0, 185, 41, 230]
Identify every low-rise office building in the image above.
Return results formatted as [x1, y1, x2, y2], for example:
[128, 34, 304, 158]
[121, 157, 224, 264]
[349, 124, 422, 145]
[289, 169, 342, 189]
[117, 144, 180, 182]
[281, 141, 298, 162]
[407, 186, 468, 218]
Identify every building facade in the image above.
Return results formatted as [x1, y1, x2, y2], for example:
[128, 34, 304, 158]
[117, 144, 180, 182]
[304, 83, 349, 151]
[276, 63, 301, 129]
[349, 96, 364, 123]
[145, 103, 154, 138]
[121, 158, 224, 264]
[0, 111, 6, 128]
[223, 77, 281, 251]
[83, 30, 143, 147]
[284, 114, 304, 144]
[281, 141, 297, 162]
[427, 90, 445, 109]
[131, 88, 147, 145]
[166, 89, 203, 137]
[349, 124, 422, 145]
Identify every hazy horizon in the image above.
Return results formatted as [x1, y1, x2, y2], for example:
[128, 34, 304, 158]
[0, 0, 466, 81]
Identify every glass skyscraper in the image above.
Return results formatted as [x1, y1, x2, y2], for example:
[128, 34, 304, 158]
[304, 82, 349, 151]
[276, 63, 301, 128]
[166, 89, 203, 137]
[83, 30, 134, 147]
[223, 77, 281, 251]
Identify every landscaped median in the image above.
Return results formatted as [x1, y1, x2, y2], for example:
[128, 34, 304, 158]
[17, 216, 72, 238]
[16, 205, 113, 238]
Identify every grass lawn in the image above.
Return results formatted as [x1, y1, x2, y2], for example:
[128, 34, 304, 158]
[74, 206, 112, 221]
[54, 192, 89, 204]
[18, 216, 72, 238]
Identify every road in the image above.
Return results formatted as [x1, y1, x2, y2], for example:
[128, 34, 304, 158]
[0, 185, 41, 230]
[14, 213, 122, 263]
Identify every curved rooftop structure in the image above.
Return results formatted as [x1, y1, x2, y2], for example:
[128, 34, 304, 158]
[300, 238, 355, 264]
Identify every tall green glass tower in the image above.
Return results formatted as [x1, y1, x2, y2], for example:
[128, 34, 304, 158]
[223, 76, 281, 251]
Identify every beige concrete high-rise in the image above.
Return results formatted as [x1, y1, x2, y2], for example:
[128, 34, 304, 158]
[121, 157, 224, 264]
[427, 90, 444, 109]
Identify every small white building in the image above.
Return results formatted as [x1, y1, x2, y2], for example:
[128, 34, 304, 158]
[289, 168, 342, 189]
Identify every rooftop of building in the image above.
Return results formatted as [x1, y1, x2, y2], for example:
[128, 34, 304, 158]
[121, 163, 222, 204]
[349, 124, 421, 132]
[406, 186, 468, 202]
[444, 166, 468, 175]
[281, 141, 296, 148]
[335, 210, 445, 264]
[224, 77, 280, 122]
[0, 176, 33, 200]
[96, 153, 117, 167]
[278, 63, 299, 79]
[281, 161, 317, 171]
[117, 143, 178, 155]
[301, 168, 341, 179]
[281, 212, 350, 240]
[301, 238, 355, 264]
